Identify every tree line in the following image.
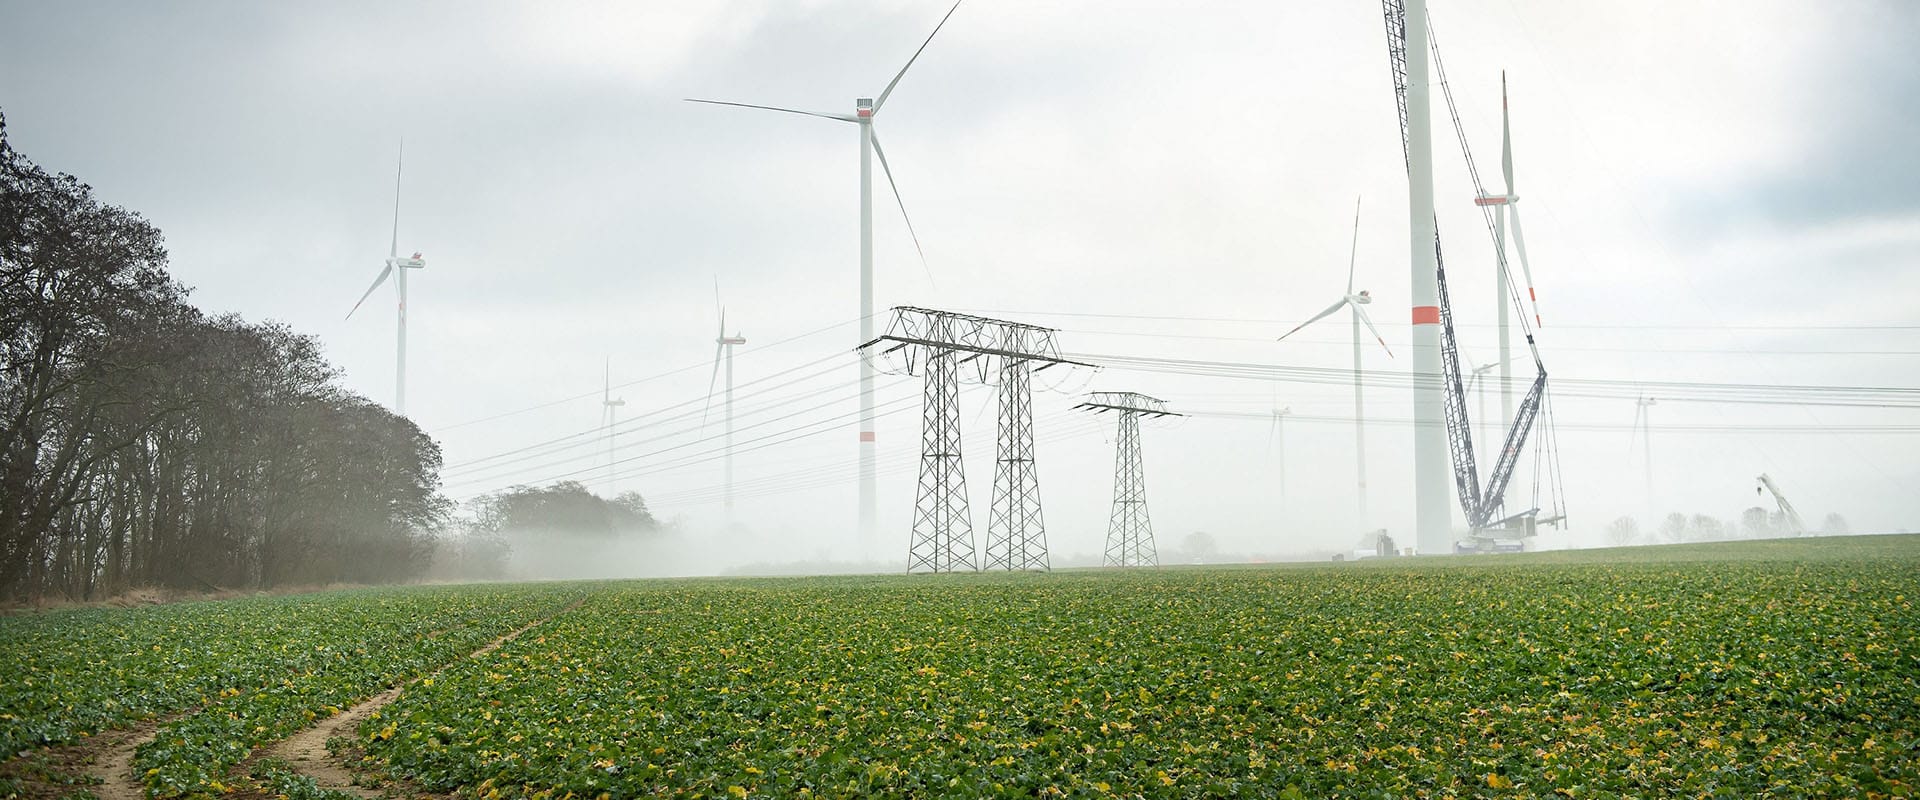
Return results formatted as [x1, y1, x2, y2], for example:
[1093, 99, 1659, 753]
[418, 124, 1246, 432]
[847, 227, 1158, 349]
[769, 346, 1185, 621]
[1606, 509, 1851, 547]
[0, 115, 446, 601]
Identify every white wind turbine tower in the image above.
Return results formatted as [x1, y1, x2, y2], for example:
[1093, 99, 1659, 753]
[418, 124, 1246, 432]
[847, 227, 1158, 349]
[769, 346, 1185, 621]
[687, 0, 963, 552]
[347, 145, 428, 416]
[1471, 73, 1544, 456]
[704, 282, 747, 520]
[601, 359, 625, 495]
[1278, 198, 1394, 529]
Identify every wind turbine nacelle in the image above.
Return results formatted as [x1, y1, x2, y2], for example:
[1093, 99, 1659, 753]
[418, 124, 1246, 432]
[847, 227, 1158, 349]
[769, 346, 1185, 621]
[392, 254, 427, 269]
[718, 335, 748, 345]
[856, 98, 874, 118]
[1353, 290, 1373, 304]
[1473, 194, 1512, 207]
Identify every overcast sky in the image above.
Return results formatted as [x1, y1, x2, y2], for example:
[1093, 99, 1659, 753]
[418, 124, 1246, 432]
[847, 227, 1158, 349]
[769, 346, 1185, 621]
[3, 0, 1916, 567]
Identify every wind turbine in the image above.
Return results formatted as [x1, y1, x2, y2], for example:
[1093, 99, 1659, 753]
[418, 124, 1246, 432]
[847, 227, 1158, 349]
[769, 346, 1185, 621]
[1464, 353, 1515, 464]
[1631, 396, 1657, 508]
[686, 0, 964, 551]
[704, 282, 747, 520]
[1471, 72, 1544, 442]
[1277, 197, 1393, 529]
[1268, 406, 1291, 521]
[601, 359, 626, 495]
[346, 144, 427, 416]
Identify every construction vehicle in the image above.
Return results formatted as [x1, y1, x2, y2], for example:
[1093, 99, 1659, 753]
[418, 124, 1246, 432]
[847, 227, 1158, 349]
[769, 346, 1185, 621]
[1755, 473, 1807, 536]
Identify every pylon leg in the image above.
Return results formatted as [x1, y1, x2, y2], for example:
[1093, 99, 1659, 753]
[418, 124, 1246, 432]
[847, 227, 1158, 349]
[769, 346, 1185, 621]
[1103, 411, 1156, 567]
[986, 358, 1047, 571]
[908, 351, 975, 573]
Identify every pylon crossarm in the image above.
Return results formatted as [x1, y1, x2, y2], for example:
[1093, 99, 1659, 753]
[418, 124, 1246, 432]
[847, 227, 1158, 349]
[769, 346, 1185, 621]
[856, 334, 1095, 373]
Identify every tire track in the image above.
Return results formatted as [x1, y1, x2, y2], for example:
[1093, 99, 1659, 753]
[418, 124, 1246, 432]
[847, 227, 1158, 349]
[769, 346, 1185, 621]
[265, 597, 589, 796]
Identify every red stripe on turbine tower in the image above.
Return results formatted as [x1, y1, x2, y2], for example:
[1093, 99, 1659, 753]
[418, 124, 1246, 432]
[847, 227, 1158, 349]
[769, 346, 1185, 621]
[1411, 305, 1440, 325]
[859, 431, 876, 442]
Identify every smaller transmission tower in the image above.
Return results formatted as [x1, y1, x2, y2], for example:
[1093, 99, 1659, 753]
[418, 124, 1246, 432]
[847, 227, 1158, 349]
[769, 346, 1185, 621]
[1076, 392, 1179, 568]
[860, 307, 1088, 574]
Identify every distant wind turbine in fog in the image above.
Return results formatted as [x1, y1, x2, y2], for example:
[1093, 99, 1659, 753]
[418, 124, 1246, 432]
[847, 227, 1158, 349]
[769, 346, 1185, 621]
[1277, 197, 1392, 532]
[346, 144, 427, 416]
[1465, 352, 1515, 465]
[704, 280, 747, 522]
[1631, 395, 1657, 511]
[686, 0, 964, 551]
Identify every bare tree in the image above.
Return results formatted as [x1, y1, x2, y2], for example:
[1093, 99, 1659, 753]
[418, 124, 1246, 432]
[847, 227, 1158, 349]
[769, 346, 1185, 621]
[1606, 516, 1640, 547]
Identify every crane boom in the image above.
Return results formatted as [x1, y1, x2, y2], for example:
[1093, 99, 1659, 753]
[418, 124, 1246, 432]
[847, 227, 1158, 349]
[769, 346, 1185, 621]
[1756, 474, 1807, 535]
[1380, 0, 1550, 532]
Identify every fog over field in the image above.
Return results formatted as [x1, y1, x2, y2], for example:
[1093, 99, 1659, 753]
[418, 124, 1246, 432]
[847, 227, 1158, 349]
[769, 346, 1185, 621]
[3, 0, 1916, 579]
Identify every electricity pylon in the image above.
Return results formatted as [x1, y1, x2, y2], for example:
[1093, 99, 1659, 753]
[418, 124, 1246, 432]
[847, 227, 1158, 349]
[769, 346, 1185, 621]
[1076, 392, 1179, 568]
[985, 325, 1051, 571]
[858, 307, 1087, 573]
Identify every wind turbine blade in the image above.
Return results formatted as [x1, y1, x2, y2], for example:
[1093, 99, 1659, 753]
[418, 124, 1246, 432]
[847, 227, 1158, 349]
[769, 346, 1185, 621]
[390, 142, 403, 260]
[1350, 303, 1395, 359]
[1277, 298, 1349, 342]
[345, 263, 393, 320]
[1501, 71, 1513, 195]
[1509, 204, 1542, 326]
[1346, 195, 1362, 294]
[684, 98, 857, 123]
[701, 342, 724, 429]
[868, 128, 933, 284]
[874, 0, 964, 113]
[1267, 416, 1277, 453]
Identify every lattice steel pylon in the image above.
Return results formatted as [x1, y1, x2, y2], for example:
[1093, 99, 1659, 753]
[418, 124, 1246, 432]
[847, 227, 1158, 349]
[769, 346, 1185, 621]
[859, 308, 1090, 574]
[984, 327, 1048, 571]
[1076, 392, 1179, 568]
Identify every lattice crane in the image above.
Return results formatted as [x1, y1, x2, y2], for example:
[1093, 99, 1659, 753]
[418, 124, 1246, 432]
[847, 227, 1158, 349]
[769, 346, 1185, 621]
[1380, 0, 1560, 548]
[1755, 474, 1807, 536]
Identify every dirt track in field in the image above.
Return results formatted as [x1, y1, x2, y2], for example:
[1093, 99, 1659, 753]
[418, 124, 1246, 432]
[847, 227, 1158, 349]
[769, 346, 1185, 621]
[86, 725, 151, 800]
[264, 599, 587, 796]
[0, 715, 172, 800]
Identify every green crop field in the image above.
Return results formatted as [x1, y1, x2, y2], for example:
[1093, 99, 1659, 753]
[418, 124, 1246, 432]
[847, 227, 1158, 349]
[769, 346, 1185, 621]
[5, 536, 1918, 799]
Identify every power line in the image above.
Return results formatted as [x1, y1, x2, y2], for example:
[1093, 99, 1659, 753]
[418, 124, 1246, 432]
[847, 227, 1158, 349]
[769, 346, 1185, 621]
[1071, 351, 1920, 409]
[443, 352, 855, 475]
[445, 375, 919, 494]
[429, 316, 860, 433]
[959, 308, 1920, 332]
[447, 377, 931, 498]
[1185, 408, 1920, 435]
[646, 413, 1108, 509]
[1050, 326, 1920, 357]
